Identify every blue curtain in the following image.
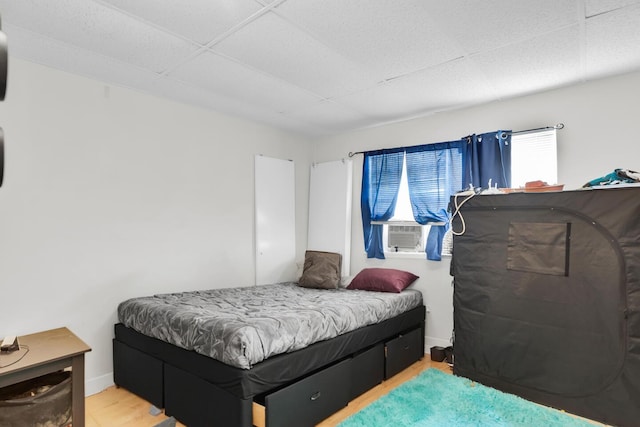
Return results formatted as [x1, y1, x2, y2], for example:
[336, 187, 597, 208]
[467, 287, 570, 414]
[462, 130, 512, 190]
[360, 130, 509, 261]
[361, 148, 404, 259]
[405, 141, 465, 260]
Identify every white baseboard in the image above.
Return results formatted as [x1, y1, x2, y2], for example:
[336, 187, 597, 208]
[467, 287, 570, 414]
[86, 372, 114, 397]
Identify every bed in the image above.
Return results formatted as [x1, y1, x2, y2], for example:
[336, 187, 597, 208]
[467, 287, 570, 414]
[112, 263, 426, 427]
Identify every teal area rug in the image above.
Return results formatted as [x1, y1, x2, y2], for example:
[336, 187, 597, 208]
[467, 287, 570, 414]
[339, 369, 595, 427]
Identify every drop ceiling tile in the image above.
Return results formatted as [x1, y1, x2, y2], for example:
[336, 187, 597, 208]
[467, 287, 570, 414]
[585, 0, 640, 17]
[168, 50, 323, 112]
[5, 25, 317, 137]
[282, 99, 373, 133]
[100, 0, 265, 45]
[148, 76, 319, 135]
[472, 25, 582, 98]
[336, 58, 495, 121]
[585, 4, 640, 77]
[213, 12, 378, 98]
[0, 0, 198, 73]
[2, 0, 640, 137]
[274, 0, 465, 81]
[4, 24, 163, 90]
[423, 0, 579, 55]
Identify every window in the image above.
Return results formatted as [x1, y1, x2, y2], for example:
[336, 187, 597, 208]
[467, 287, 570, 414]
[377, 129, 558, 258]
[374, 154, 453, 257]
[379, 158, 429, 254]
[510, 129, 558, 187]
[361, 129, 558, 260]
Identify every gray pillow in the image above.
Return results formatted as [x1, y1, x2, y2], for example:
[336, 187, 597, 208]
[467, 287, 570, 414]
[298, 250, 342, 289]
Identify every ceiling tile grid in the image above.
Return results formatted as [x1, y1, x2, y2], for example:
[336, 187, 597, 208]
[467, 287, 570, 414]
[281, 98, 373, 132]
[1, 0, 640, 136]
[146, 76, 317, 134]
[334, 57, 497, 122]
[470, 25, 583, 98]
[585, 0, 640, 16]
[422, 0, 580, 55]
[211, 11, 379, 99]
[584, 3, 640, 78]
[2, 23, 163, 94]
[0, 0, 199, 73]
[168, 50, 323, 113]
[98, 0, 266, 46]
[273, 0, 466, 82]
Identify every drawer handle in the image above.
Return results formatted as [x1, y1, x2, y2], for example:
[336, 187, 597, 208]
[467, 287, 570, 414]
[310, 391, 321, 401]
[403, 345, 410, 350]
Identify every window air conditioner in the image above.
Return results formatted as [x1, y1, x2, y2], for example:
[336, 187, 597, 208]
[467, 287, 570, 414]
[388, 225, 422, 250]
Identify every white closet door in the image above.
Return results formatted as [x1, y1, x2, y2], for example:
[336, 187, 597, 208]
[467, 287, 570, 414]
[255, 155, 296, 285]
[307, 159, 353, 277]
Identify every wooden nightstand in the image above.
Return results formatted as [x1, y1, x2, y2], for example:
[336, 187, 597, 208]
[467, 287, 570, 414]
[0, 327, 91, 426]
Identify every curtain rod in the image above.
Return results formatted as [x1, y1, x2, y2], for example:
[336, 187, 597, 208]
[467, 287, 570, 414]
[500, 123, 564, 138]
[347, 123, 564, 158]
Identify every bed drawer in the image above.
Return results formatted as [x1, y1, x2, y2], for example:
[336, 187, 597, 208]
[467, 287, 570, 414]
[350, 343, 384, 400]
[254, 358, 351, 427]
[385, 327, 423, 379]
[165, 363, 253, 427]
[113, 339, 164, 408]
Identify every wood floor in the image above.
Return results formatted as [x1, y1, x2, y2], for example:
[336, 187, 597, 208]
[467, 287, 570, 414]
[85, 357, 603, 427]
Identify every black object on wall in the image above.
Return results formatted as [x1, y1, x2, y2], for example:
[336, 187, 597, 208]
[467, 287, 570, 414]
[0, 126, 3, 187]
[0, 14, 7, 100]
[0, 12, 7, 187]
[451, 187, 640, 427]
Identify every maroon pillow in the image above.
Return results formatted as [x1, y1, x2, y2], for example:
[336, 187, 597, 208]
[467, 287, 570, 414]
[347, 268, 418, 293]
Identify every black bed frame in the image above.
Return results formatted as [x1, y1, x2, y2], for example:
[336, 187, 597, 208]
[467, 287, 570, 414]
[113, 305, 425, 427]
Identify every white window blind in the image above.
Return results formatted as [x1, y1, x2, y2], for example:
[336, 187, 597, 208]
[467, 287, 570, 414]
[389, 156, 413, 222]
[510, 129, 558, 188]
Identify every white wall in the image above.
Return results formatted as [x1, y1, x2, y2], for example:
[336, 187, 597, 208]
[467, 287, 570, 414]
[0, 58, 312, 395]
[2, 54, 638, 394]
[312, 71, 640, 350]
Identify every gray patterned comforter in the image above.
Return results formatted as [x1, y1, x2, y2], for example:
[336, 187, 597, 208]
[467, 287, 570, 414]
[117, 282, 423, 369]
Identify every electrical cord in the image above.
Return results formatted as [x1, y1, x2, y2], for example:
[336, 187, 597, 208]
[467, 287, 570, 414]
[0, 344, 30, 368]
[450, 192, 477, 236]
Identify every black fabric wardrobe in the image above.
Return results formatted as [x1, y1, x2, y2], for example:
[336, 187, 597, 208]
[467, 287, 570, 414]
[450, 187, 640, 427]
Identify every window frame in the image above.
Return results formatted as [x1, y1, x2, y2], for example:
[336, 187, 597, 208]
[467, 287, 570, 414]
[373, 156, 436, 257]
[372, 150, 453, 258]
[374, 128, 558, 259]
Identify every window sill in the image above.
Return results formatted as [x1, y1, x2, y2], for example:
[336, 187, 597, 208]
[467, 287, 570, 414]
[383, 252, 452, 260]
[384, 252, 427, 260]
